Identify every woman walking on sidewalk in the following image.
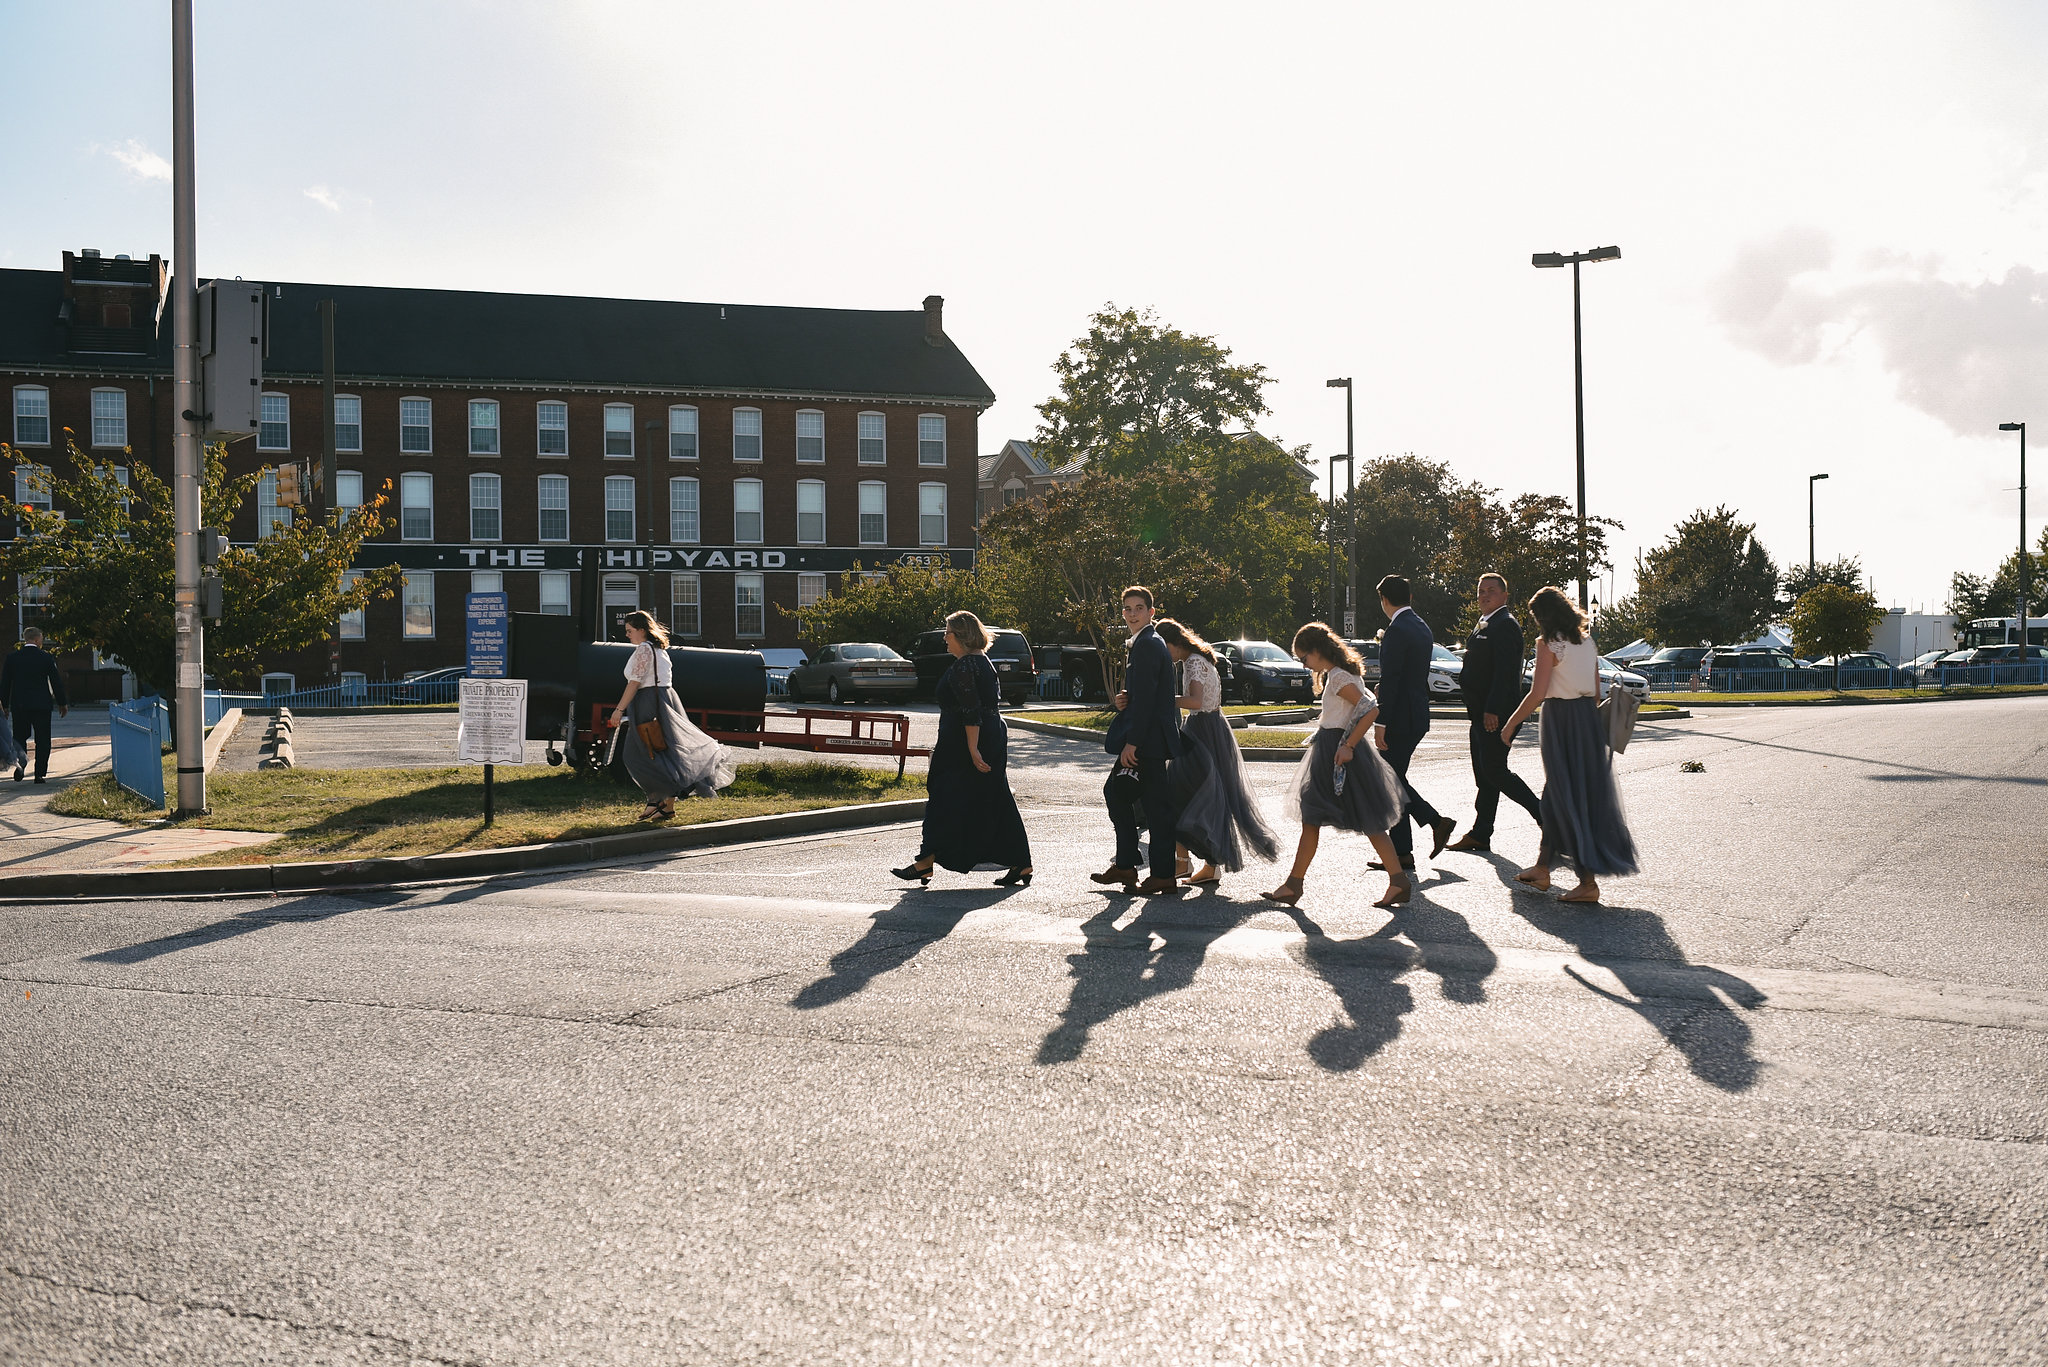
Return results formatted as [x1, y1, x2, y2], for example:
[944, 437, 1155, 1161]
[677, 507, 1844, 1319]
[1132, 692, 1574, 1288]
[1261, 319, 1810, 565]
[609, 611, 733, 820]
[1264, 623, 1411, 909]
[1155, 618, 1277, 886]
[1500, 587, 1638, 904]
[892, 611, 1032, 888]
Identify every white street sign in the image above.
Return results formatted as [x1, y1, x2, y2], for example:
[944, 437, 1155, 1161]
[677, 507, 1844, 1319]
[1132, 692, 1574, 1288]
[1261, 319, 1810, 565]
[457, 678, 527, 765]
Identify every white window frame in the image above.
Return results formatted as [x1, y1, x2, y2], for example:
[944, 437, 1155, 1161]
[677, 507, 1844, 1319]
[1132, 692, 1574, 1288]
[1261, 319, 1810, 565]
[604, 474, 636, 542]
[858, 480, 887, 545]
[732, 407, 763, 463]
[468, 399, 501, 456]
[536, 400, 568, 457]
[13, 463, 52, 511]
[603, 403, 634, 458]
[400, 472, 433, 541]
[735, 573, 766, 639]
[334, 394, 363, 453]
[733, 477, 763, 544]
[797, 572, 826, 609]
[796, 409, 825, 463]
[857, 411, 886, 465]
[796, 478, 825, 545]
[539, 570, 572, 616]
[669, 405, 699, 460]
[537, 473, 570, 542]
[469, 472, 502, 542]
[400, 396, 433, 454]
[470, 569, 503, 594]
[340, 571, 366, 640]
[402, 571, 435, 639]
[669, 475, 700, 544]
[918, 413, 947, 466]
[918, 482, 947, 546]
[670, 572, 702, 637]
[336, 469, 364, 519]
[12, 385, 51, 446]
[90, 388, 128, 449]
[1003, 478, 1026, 507]
[256, 469, 291, 539]
[258, 391, 291, 452]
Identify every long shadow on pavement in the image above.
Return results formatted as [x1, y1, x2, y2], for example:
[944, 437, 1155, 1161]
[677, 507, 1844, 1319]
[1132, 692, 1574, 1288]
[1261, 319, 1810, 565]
[79, 892, 407, 965]
[1279, 907, 1419, 1073]
[791, 886, 1022, 1010]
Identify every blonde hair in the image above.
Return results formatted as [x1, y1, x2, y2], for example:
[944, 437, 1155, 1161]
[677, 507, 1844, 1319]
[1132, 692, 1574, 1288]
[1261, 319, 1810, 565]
[1290, 621, 1364, 690]
[944, 610, 989, 653]
[1153, 618, 1216, 666]
[621, 610, 670, 648]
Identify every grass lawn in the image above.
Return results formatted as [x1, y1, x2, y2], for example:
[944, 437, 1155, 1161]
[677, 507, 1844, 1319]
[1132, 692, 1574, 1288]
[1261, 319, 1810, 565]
[1236, 729, 1311, 748]
[51, 760, 924, 866]
[1646, 685, 2048, 705]
[1026, 704, 1310, 730]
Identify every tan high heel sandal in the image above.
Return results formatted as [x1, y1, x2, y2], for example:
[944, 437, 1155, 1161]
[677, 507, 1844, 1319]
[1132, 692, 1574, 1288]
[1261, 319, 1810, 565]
[1263, 876, 1304, 906]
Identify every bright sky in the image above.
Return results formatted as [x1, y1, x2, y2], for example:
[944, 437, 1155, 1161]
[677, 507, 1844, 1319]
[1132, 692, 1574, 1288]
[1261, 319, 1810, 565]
[8, 0, 2047, 611]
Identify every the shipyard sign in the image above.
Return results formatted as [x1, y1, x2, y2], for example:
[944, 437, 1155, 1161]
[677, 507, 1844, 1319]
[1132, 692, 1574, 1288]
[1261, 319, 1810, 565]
[346, 544, 971, 573]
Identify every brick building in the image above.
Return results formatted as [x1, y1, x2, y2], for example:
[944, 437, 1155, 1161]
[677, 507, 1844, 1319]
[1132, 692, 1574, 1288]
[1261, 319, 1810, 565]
[2, 249, 994, 688]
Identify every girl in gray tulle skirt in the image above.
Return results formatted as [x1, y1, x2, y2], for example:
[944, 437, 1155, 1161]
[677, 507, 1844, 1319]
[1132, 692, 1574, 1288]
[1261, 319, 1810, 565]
[1155, 620, 1278, 884]
[607, 611, 735, 820]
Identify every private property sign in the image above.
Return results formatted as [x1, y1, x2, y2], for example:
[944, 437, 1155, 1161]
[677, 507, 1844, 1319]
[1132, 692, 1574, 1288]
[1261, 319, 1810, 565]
[457, 679, 527, 765]
[347, 544, 973, 574]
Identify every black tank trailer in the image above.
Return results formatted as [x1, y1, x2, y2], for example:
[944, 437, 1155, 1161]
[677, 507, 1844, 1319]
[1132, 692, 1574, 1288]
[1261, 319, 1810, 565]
[507, 611, 765, 771]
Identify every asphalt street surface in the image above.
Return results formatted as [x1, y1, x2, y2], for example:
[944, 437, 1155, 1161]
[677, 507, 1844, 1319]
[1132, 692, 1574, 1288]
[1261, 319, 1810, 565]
[4, 698, 2045, 1364]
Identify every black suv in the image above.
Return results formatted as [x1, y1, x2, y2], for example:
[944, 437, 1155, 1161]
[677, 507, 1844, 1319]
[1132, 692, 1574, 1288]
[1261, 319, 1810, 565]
[911, 626, 1038, 704]
[1213, 640, 1317, 703]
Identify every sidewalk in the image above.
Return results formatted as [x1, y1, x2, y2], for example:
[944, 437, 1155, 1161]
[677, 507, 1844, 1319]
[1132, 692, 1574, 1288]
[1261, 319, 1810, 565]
[0, 711, 277, 874]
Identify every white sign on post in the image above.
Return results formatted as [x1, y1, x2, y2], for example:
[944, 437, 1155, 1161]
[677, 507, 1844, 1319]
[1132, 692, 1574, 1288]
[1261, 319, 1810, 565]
[457, 678, 527, 765]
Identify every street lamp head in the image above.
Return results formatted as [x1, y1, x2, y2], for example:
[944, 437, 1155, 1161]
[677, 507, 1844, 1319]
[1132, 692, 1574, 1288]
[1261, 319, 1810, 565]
[1326, 378, 1350, 388]
[1531, 252, 1566, 268]
[1810, 472, 1829, 482]
[2000, 422, 2025, 432]
[1587, 245, 1621, 262]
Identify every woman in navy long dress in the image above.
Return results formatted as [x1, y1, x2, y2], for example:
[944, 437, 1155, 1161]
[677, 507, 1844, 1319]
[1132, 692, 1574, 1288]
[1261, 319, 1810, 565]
[892, 611, 1033, 887]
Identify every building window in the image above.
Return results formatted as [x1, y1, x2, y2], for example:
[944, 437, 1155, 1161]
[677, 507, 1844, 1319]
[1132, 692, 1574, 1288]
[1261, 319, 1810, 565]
[537, 400, 568, 456]
[400, 397, 432, 453]
[256, 470, 291, 538]
[733, 478, 763, 544]
[1004, 479, 1026, 507]
[919, 414, 946, 466]
[671, 572, 701, 637]
[258, 392, 291, 451]
[604, 403, 634, 457]
[668, 405, 698, 460]
[335, 470, 363, 518]
[469, 400, 500, 455]
[339, 570, 365, 640]
[469, 473, 501, 541]
[91, 389, 127, 448]
[858, 481, 886, 544]
[733, 407, 762, 462]
[604, 475, 635, 542]
[403, 572, 435, 638]
[330, 395, 362, 453]
[471, 570, 503, 594]
[538, 474, 569, 542]
[858, 411, 886, 464]
[670, 476, 699, 543]
[19, 574, 52, 614]
[12, 386, 50, 446]
[13, 463, 52, 511]
[796, 479, 825, 544]
[401, 472, 433, 541]
[735, 573, 765, 638]
[796, 409, 824, 463]
[918, 482, 947, 545]
[797, 573, 826, 609]
[113, 465, 131, 522]
[539, 571, 572, 615]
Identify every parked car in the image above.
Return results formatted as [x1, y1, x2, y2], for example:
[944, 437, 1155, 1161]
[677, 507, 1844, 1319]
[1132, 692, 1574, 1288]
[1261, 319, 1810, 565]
[911, 626, 1037, 703]
[1900, 649, 1953, 685]
[1707, 649, 1800, 674]
[757, 648, 808, 693]
[395, 666, 466, 704]
[1964, 644, 2048, 666]
[1214, 640, 1317, 703]
[1807, 652, 1892, 671]
[1345, 639, 1382, 685]
[786, 643, 917, 704]
[1642, 646, 1711, 675]
[1524, 657, 1650, 702]
[1428, 643, 1464, 700]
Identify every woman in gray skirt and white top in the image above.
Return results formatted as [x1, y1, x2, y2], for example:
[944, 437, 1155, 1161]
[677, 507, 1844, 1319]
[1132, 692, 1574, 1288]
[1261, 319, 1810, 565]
[1264, 622, 1413, 910]
[1500, 587, 1638, 904]
[608, 611, 735, 820]
[1154, 618, 1278, 886]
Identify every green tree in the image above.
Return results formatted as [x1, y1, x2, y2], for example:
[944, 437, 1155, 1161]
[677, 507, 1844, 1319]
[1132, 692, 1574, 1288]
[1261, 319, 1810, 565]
[1947, 570, 1992, 626]
[1633, 506, 1780, 648]
[778, 560, 991, 653]
[1786, 583, 1887, 690]
[1590, 592, 1649, 653]
[1777, 555, 1864, 614]
[1442, 487, 1619, 637]
[0, 436, 401, 690]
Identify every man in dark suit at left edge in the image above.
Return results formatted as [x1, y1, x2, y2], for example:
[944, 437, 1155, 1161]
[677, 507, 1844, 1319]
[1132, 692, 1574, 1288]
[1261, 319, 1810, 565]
[1092, 586, 1187, 896]
[1, 626, 70, 784]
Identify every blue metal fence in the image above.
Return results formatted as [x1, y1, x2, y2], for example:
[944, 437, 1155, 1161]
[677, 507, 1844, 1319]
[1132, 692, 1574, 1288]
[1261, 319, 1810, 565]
[109, 696, 168, 809]
[1632, 663, 2048, 692]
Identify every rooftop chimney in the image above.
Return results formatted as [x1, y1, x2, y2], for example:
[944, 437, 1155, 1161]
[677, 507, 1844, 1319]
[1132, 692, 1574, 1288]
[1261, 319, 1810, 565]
[923, 294, 944, 347]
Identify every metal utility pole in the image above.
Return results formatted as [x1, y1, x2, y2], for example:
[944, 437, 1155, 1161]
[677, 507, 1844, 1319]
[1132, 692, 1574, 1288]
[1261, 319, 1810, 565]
[321, 298, 340, 684]
[1532, 245, 1621, 610]
[170, 0, 205, 815]
[1808, 472, 1828, 576]
[1999, 423, 2028, 645]
[1327, 378, 1355, 636]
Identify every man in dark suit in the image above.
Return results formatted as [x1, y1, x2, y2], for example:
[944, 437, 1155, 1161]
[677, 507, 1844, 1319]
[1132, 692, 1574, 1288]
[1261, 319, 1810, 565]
[1092, 585, 1186, 895]
[0, 627, 70, 784]
[1372, 574, 1455, 871]
[1446, 572, 1543, 852]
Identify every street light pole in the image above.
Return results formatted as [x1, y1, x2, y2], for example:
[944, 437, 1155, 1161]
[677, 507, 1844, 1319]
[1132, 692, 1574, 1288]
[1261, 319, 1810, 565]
[1809, 472, 1828, 576]
[170, 0, 206, 816]
[1999, 422, 2028, 645]
[1327, 378, 1355, 635]
[1532, 245, 1621, 611]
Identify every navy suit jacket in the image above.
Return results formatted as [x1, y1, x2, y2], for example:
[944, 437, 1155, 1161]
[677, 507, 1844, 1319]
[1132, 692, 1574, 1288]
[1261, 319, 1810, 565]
[1377, 608, 1434, 746]
[1463, 609, 1528, 723]
[0, 645, 67, 711]
[1105, 624, 1183, 760]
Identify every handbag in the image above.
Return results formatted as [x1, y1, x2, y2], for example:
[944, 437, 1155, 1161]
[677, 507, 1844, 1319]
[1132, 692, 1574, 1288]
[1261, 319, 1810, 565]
[1597, 684, 1641, 752]
[636, 717, 668, 753]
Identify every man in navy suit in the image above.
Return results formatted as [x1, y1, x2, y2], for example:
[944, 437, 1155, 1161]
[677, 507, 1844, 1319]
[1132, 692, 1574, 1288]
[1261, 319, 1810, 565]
[1372, 574, 1455, 872]
[1092, 585, 1186, 895]
[1446, 572, 1543, 852]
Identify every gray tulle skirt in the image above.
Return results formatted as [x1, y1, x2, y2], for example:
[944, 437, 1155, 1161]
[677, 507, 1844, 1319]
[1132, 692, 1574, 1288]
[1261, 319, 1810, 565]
[1287, 726, 1403, 834]
[1174, 710, 1279, 871]
[0, 720, 20, 769]
[1538, 696, 1638, 877]
[623, 684, 735, 801]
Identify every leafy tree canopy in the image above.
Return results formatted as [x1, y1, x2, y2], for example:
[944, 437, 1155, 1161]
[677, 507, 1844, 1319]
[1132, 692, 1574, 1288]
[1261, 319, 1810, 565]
[1786, 583, 1887, 688]
[1633, 506, 1780, 647]
[1777, 555, 1865, 613]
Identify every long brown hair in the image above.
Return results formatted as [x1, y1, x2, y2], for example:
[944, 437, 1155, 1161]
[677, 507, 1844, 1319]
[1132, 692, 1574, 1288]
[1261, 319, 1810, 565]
[1153, 618, 1216, 666]
[1290, 621, 1364, 688]
[622, 610, 670, 648]
[1527, 586, 1586, 644]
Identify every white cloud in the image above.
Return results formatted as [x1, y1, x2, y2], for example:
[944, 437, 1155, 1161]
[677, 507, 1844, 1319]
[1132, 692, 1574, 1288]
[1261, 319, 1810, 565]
[303, 185, 341, 212]
[100, 138, 171, 183]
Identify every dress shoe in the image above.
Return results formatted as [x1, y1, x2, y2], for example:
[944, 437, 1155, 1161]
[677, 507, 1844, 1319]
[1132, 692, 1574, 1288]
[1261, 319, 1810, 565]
[1445, 833, 1491, 853]
[1135, 876, 1185, 896]
[1429, 817, 1458, 858]
[1368, 858, 1417, 873]
[11, 765, 21, 782]
[1090, 864, 1139, 890]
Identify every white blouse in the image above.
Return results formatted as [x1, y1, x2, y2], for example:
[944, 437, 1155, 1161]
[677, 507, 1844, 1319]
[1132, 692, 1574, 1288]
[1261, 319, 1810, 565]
[1544, 634, 1601, 700]
[1316, 667, 1374, 729]
[624, 641, 672, 688]
[1182, 654, 1223, 713]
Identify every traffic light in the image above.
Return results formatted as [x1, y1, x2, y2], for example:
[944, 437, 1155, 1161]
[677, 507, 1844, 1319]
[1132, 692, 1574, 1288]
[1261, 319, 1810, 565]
[275, 462, 301, 508]
[198, 526, 226, 567]
[199, 575, 223, 621]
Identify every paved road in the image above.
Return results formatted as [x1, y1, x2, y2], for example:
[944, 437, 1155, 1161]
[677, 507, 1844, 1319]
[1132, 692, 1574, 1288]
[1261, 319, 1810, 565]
[3, 699, 2044, 1364]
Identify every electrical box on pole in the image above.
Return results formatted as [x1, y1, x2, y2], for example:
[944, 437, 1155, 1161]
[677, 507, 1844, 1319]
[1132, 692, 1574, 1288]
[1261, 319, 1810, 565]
[198, 280, 265, 441]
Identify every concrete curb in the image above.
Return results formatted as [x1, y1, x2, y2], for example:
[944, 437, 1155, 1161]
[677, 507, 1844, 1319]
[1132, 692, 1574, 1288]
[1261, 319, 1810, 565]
[202, 709, 242, 774]
[0, 797, 927, 903]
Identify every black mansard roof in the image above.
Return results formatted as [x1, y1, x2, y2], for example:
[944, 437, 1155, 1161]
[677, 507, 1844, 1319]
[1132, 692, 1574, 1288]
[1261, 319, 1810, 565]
[0, 268, 995, 406]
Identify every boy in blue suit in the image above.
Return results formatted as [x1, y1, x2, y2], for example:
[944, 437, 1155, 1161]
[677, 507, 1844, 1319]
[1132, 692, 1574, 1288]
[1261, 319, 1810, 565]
[1092, 586, 1187, 895]
[1372, 574, 1456, 871]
